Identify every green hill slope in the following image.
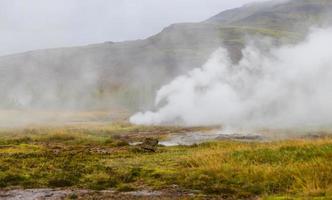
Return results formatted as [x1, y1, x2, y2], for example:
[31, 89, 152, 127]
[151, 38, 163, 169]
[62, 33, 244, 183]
[0, 0, 331, 112]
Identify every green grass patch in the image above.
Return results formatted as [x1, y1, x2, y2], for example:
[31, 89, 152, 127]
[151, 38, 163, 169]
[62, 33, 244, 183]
[0, 125, 331, 199]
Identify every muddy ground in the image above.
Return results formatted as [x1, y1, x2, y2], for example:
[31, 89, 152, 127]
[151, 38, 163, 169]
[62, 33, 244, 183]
[0, 188, 226, 200]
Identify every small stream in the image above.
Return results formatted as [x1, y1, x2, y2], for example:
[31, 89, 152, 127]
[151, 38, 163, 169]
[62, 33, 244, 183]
[159, 130, 264, 146]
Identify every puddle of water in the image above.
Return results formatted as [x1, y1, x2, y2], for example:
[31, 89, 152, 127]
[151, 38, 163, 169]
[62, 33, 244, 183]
[159, 130, 263, 146]
[124, 190, 163, 196]
[0, 189, 76, 200]
[129, 142, 143, 146]
[0, 189, 173, 200]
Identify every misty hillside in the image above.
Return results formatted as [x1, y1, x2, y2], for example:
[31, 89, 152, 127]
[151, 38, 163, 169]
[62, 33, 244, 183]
[0, 0, 331, 112]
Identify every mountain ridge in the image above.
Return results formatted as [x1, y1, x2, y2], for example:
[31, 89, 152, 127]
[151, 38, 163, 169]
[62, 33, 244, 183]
[0, 0, 331, 112]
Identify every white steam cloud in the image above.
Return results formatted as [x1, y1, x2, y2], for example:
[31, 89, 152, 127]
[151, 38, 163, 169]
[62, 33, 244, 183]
[130, 28, 332, 129]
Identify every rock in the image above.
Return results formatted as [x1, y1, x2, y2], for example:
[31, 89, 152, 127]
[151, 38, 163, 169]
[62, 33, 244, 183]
[139, 138, 159, 152]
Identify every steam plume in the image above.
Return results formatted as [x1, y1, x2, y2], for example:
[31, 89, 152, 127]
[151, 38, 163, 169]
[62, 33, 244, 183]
[130, 28, 332, 129]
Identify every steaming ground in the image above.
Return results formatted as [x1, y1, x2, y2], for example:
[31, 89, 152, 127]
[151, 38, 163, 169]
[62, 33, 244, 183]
[130, 28, 332, 129]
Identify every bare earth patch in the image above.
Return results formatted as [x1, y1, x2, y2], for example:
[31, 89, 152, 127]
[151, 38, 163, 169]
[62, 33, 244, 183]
[0, 188, 216, 200]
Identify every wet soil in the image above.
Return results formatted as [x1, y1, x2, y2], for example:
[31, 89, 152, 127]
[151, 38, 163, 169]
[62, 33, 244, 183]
[0, 188, 222, 200]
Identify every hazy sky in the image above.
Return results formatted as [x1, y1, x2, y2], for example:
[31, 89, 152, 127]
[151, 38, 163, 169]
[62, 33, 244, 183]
[0, 0, 266, 56]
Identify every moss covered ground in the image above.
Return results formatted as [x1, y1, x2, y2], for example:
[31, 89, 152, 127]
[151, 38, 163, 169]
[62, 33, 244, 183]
[0, 123, 331, 199]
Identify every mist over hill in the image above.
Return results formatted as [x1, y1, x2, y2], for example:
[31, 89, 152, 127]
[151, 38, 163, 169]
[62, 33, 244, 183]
[0, 0, 331, 113]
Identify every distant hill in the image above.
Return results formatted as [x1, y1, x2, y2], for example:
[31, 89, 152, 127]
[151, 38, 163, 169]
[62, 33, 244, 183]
[208, 0, 332, 31]
[0, 0, 331, 112]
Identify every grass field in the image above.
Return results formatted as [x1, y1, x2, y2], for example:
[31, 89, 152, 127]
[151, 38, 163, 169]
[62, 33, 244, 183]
[0, 123, 331, 199]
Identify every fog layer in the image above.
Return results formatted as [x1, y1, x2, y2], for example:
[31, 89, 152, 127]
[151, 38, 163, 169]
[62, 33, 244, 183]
[0, 0, 267, 56]
[131, 28, 332, 129]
